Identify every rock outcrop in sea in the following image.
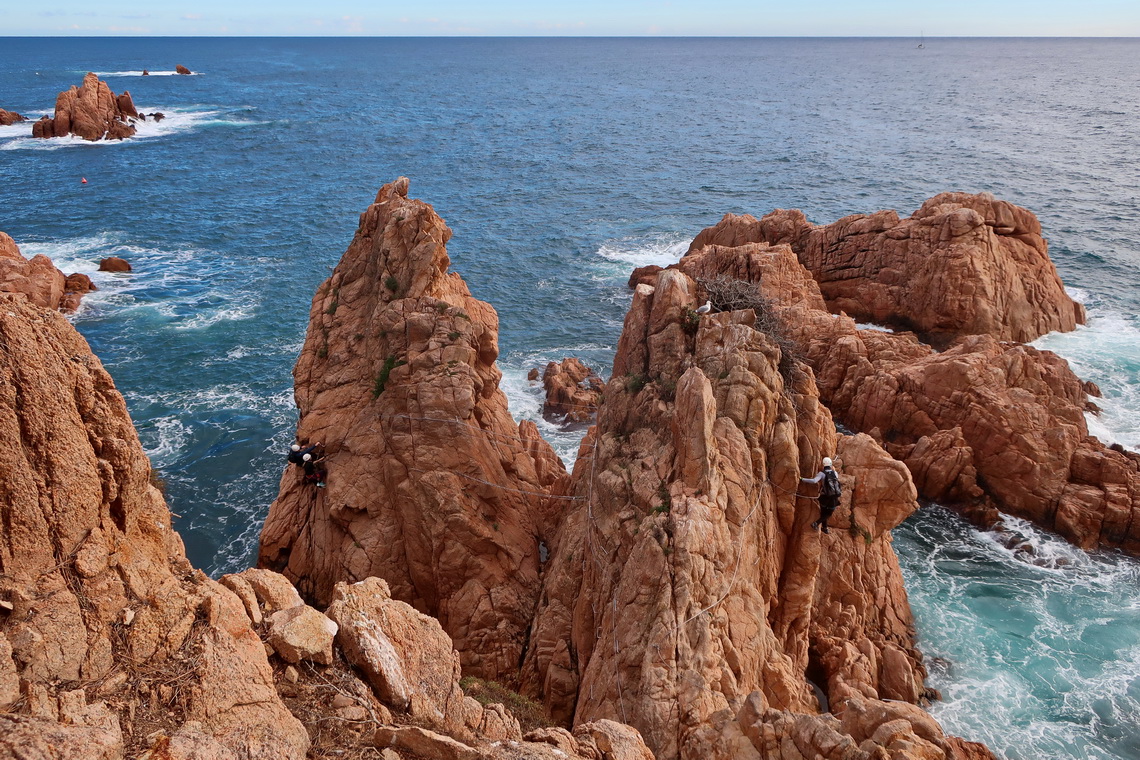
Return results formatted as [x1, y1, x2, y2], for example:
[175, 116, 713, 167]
[258, 178, 566, 685]
[636, 194, 1139, 554]
[0, 231, 95, 311]
[0, 109, 27, 126]
[32, 73, 139, 141]
[542, 357, 604, 422]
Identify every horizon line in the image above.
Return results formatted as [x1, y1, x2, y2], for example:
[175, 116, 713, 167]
[3, 34, 1140, 39]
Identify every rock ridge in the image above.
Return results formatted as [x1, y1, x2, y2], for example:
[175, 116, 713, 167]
[32, 73, 140, 141]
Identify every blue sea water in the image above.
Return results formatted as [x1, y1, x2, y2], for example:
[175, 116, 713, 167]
[1, 37, 1138, 759]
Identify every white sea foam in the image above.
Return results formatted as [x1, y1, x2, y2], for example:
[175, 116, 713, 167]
[855, 322, 895, 333]
[91, 70, 202, 77]
[595, 234, 688, 269]
[140, 415, 192, 465]
[1033, 305, 1140, 452]
[0, 106, 255, 151]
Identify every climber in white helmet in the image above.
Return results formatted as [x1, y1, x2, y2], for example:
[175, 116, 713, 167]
[801, 456, 841, 534]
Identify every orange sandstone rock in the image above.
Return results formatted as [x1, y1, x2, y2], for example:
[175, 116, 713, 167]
[542, 357, 604, 423]
[258, 178, 565, 685]
[0, 295, 308, 759]
[688, 193, 1084, 345]
[32, 72, 138, 141]
[522, 265, 950, 759]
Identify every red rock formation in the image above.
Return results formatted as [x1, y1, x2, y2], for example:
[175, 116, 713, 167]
[522, 266, 986, 759]
[666, 239, 1140, 554]
[31, 73, 138, 141]
[0, 295, 309, 759]
[0, 109, 27, 126]
[689, 193, 1084, 345]
[0, 231, 93, 312]
[98, 256, 133, 273]
[542, 357, 604, 423]
[176, 65, 192, 75]
[258, 178, 565, 685]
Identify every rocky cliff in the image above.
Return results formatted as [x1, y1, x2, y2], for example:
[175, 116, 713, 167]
[259, 178, 566, 685]
[32, 73, 139, 141]
[649, 213, 1139, 554]
[688, 193, 1084, 345]
[0, 294, 309, 759]
[520, 265, 988, 759]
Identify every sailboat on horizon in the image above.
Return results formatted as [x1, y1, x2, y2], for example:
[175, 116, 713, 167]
[917, 30, 925, 49]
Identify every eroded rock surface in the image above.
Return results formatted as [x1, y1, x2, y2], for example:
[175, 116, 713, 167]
[0, 231, 95, 312]
[542, 357, 604, 423]
[258, 178, 565, 684]
[688, 193, 1084, 344]
[32, 73, 139, 141]
[0, 295, 308, 759]
[0, 109, 27, 126]
[521, 265, 980, 759]
[663, 236, 1139, 554]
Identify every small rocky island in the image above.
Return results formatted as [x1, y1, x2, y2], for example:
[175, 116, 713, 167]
[3, 178, 1134, 759]
[32, 72, 142, 141]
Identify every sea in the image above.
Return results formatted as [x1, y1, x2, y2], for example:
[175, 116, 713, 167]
[1, 37, 1137, 760]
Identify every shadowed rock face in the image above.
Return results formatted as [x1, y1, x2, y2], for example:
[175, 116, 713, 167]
[258, 178, 565, 685]
[519, 264, 973, 759]
[660, 237, 1140, 555]
[688, 192, 1085, 345]
[32, 72, 138, 141]
[0, 295, 308, 759]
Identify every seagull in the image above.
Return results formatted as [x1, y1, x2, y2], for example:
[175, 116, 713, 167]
[696, 301, 712, 315]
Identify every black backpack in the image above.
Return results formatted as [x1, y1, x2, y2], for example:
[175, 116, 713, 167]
[821, 469, 841, 497]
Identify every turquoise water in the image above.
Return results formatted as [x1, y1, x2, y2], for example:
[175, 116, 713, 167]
[2, 37, 1138, 759]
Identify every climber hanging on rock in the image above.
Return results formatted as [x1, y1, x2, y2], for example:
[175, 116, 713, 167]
[288, 441, 321, 465]
[802, 456, 841, 533]
[302, 451, 327, 489]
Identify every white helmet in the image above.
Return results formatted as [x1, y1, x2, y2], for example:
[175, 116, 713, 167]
[303, 453, 312, 462]
[822, 457, 833, 467]
[291, 444, 301, 452]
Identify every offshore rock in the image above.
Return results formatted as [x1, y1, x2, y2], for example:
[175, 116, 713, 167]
[258, 178, 565, 684]
[0, 231, 94, 312]
[176, 64, 192, 75]
[521, 265, 966, 759]
[669, 238, 1140, 554]
[0, 109, 27, 126]
[543, 357, 604, 423]
[32, 73, 138, 141]
[98, 256, 133, 272]
[0, 295, 308, 759]
[688, 193, 1084, 344]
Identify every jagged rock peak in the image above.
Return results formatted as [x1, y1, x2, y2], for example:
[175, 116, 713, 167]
[259, 177, 565, 686]
[521, 261, 988, 759]
[688, 192, 1084, 344]
[0, 230, 96, 312]
[32, 72, 139, 141]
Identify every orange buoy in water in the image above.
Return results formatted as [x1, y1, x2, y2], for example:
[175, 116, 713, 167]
[81, 178, 88, 184]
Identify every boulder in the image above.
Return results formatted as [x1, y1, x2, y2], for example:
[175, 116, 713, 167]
[266, 604, 337, 665]
[32, 73, 138, 141]
[258, 177, 566, 684]
[176, 64, 192, 75]
[542, 357, 604, 423]
[0, 109, 27, 126]
[98, 256, 132, 272]
[326, 577, 522, 744]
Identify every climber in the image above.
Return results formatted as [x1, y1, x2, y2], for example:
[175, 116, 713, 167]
[287, 441, 321, 465]
[302, 452, 327, 488]
[801, 456, 841, 534]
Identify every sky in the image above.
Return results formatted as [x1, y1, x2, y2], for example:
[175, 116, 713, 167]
[3, 0, 1139, 36]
